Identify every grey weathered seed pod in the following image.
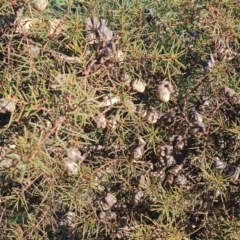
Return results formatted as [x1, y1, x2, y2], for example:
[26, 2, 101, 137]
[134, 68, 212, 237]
[132, 137, 146, 159]
[124, 99, 136, 113]
[0, 158, 13, 170]
[138, 174, 146, 187]
[85, 31, 98, 44]
[131, 79, 146, 93]
[156, 80, 174, 102]
[157, 144, 173, 157]
[215, 157, 225, 171]
[223, 165, 240, 181]
[150, 167, 166, 183]
[132, 190, 144, 206]
[31, 0, 48, 11]
[120, 74, 132, 88]
[85, 18, 94, 32]
[115, 50, 124, 62]
[159, 155, 176, 167]
[27, 45, 40, 58]
[63, 160, 78, 175]
[133, 145, 145, 159]
[67, 148, 82, 162]
[224, 86, 240, 104]
[145, 106, 161, 124]
[224, 86, 236, 98]
[99, 211, 117, 221]
[170, 164, 183, 176]
[169, 135, 184, 151]
[0, 98, 16, 114]
[174, 174, 187, 186]
[204, 55, 215, 72]
[93, 114, 107, 129]
[101, 42, 116, 60]
[136, 104, 147, 118]
[160, 111, 176, 126]
[49, 18, 62, 36]
[191, 122, 206, 135]
[101, 193, 117, 211]
[188, 109, 203, 124]
[58, 212, 75, 228]
[97, 19, 113, 43]
[107, 117, 118, 129]
[99, 95, 120, 107]
[85, 16, 100, 44]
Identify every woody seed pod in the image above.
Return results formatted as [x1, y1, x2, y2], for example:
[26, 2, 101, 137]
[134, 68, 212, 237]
[58, 212, 75, 228]
[131, 79, 146, 93]
[156, 80, 174, 102]
[97, 19, 113, 43]
[31, 0, 48, 11]
[0, 98, 16, 114]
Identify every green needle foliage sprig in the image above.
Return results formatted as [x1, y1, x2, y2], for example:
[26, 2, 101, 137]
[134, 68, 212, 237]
[0, 0, 240, 239]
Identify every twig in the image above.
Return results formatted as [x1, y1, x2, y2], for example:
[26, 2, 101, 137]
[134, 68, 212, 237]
[33, 205, 51, 230]
[17, 173, 44, 201]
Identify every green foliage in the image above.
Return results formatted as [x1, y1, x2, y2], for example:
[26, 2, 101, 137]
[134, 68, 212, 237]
[0, 0, 240, 239]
